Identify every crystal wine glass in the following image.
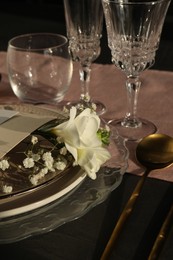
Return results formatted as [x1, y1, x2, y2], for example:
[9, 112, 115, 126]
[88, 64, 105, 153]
[63, 0, 106, 115]
[102, 0, 171, 140]
[7, 33, 73, 105]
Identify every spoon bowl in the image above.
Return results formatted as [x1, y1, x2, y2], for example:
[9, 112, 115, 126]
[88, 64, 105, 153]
[136, 133, 173, 171]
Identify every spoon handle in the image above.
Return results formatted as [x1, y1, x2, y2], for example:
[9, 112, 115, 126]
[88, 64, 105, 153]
[148, 204, 173, 260]
[100, 169, 150, 260]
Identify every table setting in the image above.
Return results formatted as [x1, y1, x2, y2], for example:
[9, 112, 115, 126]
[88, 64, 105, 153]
[0, 0, 173, 259]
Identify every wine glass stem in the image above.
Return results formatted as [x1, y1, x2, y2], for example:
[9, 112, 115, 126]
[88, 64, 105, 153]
[79, 63, 91, 102]
[121, 76, 142, 128]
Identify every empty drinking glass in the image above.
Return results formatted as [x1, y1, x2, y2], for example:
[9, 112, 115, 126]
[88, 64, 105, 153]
[7, 33, 73, 105]
[102, 0, 171, 140]
[63, 0, 106, 115]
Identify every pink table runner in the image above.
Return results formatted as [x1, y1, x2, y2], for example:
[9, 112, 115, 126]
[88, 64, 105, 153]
[1, 52, 173, 182]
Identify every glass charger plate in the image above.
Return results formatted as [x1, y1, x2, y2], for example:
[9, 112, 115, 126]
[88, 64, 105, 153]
[0, 104, 129, 244]
[0, 167, 125, 244]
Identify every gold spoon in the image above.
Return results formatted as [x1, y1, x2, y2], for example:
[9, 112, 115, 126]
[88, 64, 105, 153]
[101, 133, 173, 260]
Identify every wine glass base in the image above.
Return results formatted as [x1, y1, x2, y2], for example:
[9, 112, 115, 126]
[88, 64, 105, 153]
[109, 118, 157, 141]
[64, 99, 106, 116]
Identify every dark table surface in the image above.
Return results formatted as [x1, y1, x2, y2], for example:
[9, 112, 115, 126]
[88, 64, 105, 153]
[0, 0, 173, 71]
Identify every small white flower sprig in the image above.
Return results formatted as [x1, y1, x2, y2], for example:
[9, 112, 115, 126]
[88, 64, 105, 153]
[23, 136, 69, 185]
[0, 134, 71, 195]
[0, 106, 111, 195]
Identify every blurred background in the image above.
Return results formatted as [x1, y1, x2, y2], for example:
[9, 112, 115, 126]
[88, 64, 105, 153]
[0, 0, 173, 70]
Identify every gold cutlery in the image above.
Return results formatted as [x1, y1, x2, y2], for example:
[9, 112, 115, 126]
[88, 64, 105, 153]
[101, 134, 173, 259]
[148, 204, 173, 259]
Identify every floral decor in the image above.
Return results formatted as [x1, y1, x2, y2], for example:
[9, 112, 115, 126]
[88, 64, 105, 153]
[51, 106, 111, 180]
[0, 107, 111, 195]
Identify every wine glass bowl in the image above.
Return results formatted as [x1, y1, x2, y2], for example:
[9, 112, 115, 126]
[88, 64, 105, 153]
[102, 0, 171, 140]
[7, 33, 73, 105]
[63, 0, 106, 115]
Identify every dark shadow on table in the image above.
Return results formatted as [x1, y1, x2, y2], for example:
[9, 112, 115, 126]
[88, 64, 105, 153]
[0, 0, 173, 71]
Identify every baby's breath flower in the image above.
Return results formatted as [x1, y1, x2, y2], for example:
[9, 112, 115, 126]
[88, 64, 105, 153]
[42, 152, 54, 163]
[0, 159, 10, 171]
[31, 135, 38, 144]
[29, 176, 38, 186]
[42, 151, 55, 171]
[2, 184, 13, 194]
[54, 160, 67, 170]
[31, 153, 41, 162]
[44, 161, 55, 172]
[23, 157, 35, 168]
[60, 146, 67, 155]
[29, 167, 48, 185]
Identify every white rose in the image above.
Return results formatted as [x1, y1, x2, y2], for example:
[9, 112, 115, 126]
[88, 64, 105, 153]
[52, 107, 111, 179]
